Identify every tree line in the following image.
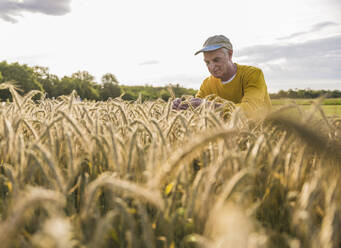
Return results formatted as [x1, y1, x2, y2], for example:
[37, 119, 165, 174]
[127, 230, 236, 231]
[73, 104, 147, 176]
[269, 89, 341, 99]
[1, 61, 340, 102]
[0, 61, 196, 102]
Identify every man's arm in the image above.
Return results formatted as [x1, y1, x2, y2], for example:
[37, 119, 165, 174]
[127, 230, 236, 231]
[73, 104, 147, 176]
[236, 69, 271, 117]
[195, 78, 210, 99]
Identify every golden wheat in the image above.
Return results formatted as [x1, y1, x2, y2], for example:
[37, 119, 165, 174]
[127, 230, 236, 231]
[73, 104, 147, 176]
[0, 87, 340, 247]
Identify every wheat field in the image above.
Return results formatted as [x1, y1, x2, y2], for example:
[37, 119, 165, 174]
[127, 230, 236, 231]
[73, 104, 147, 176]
[0, 85, 340, 248]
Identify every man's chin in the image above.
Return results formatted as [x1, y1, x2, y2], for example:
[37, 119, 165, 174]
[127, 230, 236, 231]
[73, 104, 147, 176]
[212, 74, 222, 79]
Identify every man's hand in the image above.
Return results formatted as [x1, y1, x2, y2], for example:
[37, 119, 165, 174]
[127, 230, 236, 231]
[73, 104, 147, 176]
[172, 97, 227, 111]
[172, 97, 203, 110]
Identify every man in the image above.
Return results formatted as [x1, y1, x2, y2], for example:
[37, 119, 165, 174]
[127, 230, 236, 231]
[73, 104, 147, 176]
[174, 35, 272, 117]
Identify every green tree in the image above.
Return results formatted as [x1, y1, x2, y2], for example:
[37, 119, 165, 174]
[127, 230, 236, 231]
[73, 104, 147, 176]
[58, 76, 77, 96]
[122, 91, 136, 101]
[33, 66, 60, 98]
[0, 61, 43, 101]
[140, 90, 155, 101]
[160, 89, 171, 101]
[71, 71, 99, 100]
[277, 90, 287, 98]
[99, 73, 121, 100]
[331, 90, 341, 98]
[287, 89, 297, 98]
[101, 73, 118, 85]
[72, 71, 95, 82]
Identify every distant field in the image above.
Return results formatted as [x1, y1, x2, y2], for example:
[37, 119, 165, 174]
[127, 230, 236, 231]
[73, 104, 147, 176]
[271, 98, 341, 105]
[271, 98, 341, 117]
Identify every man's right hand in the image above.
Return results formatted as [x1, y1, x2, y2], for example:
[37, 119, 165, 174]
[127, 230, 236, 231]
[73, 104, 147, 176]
[172, 97, 226, 111]
[172, 98, 203, 110]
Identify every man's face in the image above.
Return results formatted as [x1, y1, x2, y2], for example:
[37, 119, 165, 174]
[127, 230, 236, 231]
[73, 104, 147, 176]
[203, 48, 234, 81]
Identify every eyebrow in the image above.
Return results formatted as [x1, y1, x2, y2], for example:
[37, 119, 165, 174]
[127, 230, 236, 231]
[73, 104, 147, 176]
[204, 56, 221, 63]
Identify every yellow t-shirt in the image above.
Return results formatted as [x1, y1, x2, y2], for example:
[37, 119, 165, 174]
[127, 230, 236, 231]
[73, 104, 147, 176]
[196, 63, 272, 117]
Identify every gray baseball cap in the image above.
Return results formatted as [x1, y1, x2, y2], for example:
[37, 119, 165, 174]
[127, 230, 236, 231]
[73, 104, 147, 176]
[195, 35, 233, 55]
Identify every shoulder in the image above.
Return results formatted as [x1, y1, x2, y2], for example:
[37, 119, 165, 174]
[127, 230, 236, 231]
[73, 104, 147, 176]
[237, 64, 263, 75]
[237, 64, 264, 80]
[204, 75, 221, 81]
[202, 75, 220, 85]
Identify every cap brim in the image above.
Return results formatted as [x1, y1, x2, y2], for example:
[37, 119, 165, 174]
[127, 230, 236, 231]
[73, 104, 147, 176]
[194, 44, 224, 55]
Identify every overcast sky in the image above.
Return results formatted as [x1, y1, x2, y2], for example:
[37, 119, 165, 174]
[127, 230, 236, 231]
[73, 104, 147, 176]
[1, 0, 340, 92]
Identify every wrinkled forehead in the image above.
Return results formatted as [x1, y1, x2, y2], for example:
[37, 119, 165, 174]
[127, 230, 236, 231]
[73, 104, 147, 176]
[203, 48, 229, 59]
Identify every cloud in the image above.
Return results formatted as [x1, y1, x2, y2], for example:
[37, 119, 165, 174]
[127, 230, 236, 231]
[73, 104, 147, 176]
[235, 35, 341, 82]
[0, 0, 72, 23]
[312, 21, 338, 31]
[138, 60, 160, 66]
[6, 52, 49, 63]
[330, 0, 341, 8]
[277, 21, 339, 40]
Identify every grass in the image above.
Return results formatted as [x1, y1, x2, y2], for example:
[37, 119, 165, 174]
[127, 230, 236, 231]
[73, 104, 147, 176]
[0, 86, 340, 248]
[271, 98, 341, 105]
[271, 98, 341, 117]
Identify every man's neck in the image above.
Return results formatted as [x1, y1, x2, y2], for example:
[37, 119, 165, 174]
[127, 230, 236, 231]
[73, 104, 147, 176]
[221, 63, 237, 81]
